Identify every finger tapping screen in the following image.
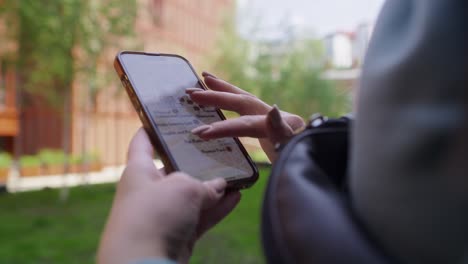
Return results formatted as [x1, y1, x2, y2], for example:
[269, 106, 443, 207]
[121, 54, 254, 181]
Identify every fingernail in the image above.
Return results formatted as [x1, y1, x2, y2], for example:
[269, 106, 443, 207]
[202, 71, 218, 79]
[268, 105, 283, 129]
[205, 178, 227, 193]
[191, 125, 212, 135]
[186, 87, 205, 94]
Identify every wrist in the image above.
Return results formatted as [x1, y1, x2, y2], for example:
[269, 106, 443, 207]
[98, 207, 170, 264]
[98, 234, 169, 264]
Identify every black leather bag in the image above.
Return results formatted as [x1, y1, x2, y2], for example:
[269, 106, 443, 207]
[261, 116, 389, 264]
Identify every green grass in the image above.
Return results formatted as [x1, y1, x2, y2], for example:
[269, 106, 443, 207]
[191, 168, 269, 264]
[0, 168, 270, 263]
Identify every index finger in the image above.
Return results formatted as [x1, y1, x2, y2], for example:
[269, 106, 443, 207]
[193, 115, 268, 139]
[202, 72, 253, 96]
[189, 90, 271, 116]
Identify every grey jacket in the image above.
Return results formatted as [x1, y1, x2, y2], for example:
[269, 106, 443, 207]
[351, 0, 468, 263]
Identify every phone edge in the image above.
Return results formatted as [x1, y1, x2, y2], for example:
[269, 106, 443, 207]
[114, 51, 178, 174]
[114, 50, 259, 190]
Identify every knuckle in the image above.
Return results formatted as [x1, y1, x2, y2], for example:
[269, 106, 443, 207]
[205, 185, 218, 201]
[170, 173, 204, 199]
[240, 117, 256, 130]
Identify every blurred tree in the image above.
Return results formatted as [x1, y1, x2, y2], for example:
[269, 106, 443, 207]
[210, 17, 349, 119]
[256, 39, 349, 118]
[0, 0, 137, 200]
[209, 14, 255, 94]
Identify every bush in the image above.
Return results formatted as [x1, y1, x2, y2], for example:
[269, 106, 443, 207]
[20, 155, 42, 167]
[0, 152, 12, 169]
[17, 150, 102, 172]
[82, 152, 100, 163]
[68, 154, 82, 165]
[38, 149, 67, 166]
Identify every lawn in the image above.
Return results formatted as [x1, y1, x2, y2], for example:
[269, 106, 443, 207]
[0, 168, 270, 263]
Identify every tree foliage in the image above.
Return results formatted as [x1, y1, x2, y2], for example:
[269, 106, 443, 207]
[0, 0, 137, 106]
[210, 17, 350, 119]
[209, 15, 254, 94]
[0, 0, 137, 200]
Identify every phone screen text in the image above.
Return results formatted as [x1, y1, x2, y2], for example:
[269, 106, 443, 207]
[121, 54, 254, 181]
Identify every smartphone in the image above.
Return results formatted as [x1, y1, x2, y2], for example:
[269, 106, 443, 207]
[114, 51, 259, 189]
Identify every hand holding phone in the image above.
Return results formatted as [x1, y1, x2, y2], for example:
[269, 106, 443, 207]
[114, 51, 258, 189]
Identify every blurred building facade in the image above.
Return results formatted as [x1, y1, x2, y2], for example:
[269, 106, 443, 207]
[324, 31, 354, 69]
[0, 0, 234, 166]
[324, 23, 373, 69]
[0, 17, 19, 154]
[322, 23, 373, 91]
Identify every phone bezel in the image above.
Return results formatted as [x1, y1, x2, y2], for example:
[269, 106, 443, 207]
[114, 51, 259, 190]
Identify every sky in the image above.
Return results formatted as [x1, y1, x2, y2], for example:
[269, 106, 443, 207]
[237, 0, 385, 39]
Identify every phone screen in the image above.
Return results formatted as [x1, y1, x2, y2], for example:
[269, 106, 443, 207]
[120, 53, 255, 181]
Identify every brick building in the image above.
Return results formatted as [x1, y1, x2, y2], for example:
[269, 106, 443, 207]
[0, 0, 235, 166]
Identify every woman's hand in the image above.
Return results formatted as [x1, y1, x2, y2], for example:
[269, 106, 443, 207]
[188, 72, 305, 162]
[97, 128, 241, 264]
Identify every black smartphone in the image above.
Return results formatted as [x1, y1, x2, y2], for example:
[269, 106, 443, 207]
[114, 51, 259, 189]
